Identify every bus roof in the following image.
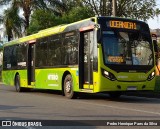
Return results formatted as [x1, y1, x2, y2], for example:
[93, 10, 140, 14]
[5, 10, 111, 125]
[3, 16, 147, 47]
[98, 16, 146, 23]
[4, 17, 95, 47]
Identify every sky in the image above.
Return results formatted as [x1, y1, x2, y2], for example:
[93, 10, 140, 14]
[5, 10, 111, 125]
[147, 0, 160, 29]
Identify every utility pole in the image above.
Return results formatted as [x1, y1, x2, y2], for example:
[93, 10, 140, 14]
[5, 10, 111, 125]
[112, 0, 117, 16]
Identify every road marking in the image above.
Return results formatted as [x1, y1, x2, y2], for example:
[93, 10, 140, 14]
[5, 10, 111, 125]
[35, 94, 160, 116]
[2, 83, 160, 116]
[76, 100, 160, 116]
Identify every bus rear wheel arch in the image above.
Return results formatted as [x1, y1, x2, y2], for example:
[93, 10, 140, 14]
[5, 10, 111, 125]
[63, 73, 76, 99]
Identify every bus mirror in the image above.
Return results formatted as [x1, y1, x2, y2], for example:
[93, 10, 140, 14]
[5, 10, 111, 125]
[94, 24, 100, 29]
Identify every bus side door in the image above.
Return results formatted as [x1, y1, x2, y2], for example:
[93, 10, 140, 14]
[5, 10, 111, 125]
[79, 30, 94, 89]
[27, 41, 35, 85]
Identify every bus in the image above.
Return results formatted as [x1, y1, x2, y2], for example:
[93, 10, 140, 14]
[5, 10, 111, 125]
[2, 16, 156, 98]
[151, 33, 160, 75]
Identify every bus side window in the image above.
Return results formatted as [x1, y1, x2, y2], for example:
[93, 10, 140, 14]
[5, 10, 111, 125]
[62, 31, 78, 65]
[9, 45, 17, 69]
[3, 45, 18, 70]
[3, 46, 10, 70]
[48, 35, 61, 66]
[36, 38, 47, 67]
[17, 43, 27, 69]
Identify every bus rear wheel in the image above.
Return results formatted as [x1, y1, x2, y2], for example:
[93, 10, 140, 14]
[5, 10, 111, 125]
[15, 75, 22, 92]
[63, 74, 76, 99]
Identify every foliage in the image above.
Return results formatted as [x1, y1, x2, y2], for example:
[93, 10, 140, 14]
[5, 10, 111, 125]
[0, 5, 24, 41]
[27, 6, 94, 34]
[62, 7, 94, 23]
[1, 0, 160, 37]
[0, 0, 48, 37]
[117, 0, 160, 21]
[47, 0, 83, 16]
[82, 0, 112, 16]
[27, 10, 61, 35]
[82, 0, 160, 21]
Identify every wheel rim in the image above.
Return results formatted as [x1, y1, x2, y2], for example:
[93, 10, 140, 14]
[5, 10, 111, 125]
[65, 80, 72, 93]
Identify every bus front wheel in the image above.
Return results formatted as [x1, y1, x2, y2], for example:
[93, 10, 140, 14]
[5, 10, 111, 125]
[63, 74, 76, 99]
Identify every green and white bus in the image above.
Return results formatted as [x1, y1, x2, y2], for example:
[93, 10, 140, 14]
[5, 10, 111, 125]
[2, 17, 156, 98]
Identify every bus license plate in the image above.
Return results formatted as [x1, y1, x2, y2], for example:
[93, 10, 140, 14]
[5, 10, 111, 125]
[127, 86, 137, 91]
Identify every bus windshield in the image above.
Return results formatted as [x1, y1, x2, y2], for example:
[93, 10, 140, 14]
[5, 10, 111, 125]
[102, 30, 153, 66]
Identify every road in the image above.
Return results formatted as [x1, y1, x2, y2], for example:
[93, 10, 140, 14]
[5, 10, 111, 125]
[0, 83, 160, 129]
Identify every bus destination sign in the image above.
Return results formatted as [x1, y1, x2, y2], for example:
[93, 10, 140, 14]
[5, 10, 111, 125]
[109, 20, 137, 30]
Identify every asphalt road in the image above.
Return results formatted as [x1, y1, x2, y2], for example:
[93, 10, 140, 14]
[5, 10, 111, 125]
[0, 83, 160, 129]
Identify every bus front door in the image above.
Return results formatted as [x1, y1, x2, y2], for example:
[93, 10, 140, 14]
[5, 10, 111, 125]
[79, 31, 94, 89]
[27, 43, 35, 85]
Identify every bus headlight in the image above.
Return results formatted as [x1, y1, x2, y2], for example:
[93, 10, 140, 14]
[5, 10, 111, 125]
[147, 71, 155, 81]
[101, 68, 117, 81]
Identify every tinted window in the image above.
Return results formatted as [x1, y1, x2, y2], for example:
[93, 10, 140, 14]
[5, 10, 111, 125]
[36, 32, 79, 67]
[103, 31, 153, 66]
[62, 31, 79, 65]
[17, 43, 27, 68]
[48, 35, 61, 66]
[3, 46, 12, 70]
[3, 43, 27, 70]
[36, 38, 48, 67]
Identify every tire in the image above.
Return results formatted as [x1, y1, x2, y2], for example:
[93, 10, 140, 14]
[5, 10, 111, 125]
[63, 74, 76, 99]
[15, 75, 22, 92]
[109, 92, 121, 99]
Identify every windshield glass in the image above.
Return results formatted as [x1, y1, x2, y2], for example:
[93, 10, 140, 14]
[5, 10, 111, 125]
[103, 30, 153, 66]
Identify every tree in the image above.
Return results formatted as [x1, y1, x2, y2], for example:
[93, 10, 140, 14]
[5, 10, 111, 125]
[82, 0, 112, 16]
[0, 0, 47, 36]
[27, 6, 94, 34]
[0, 5, 24, 41]
[1, 0, 89, 37]
[117, 0, 160, 21]
[62, 6, 94, 23]
[27, 9, 60, 35]
[82, 0, 160, 21]
[47, 0, 84, 16]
